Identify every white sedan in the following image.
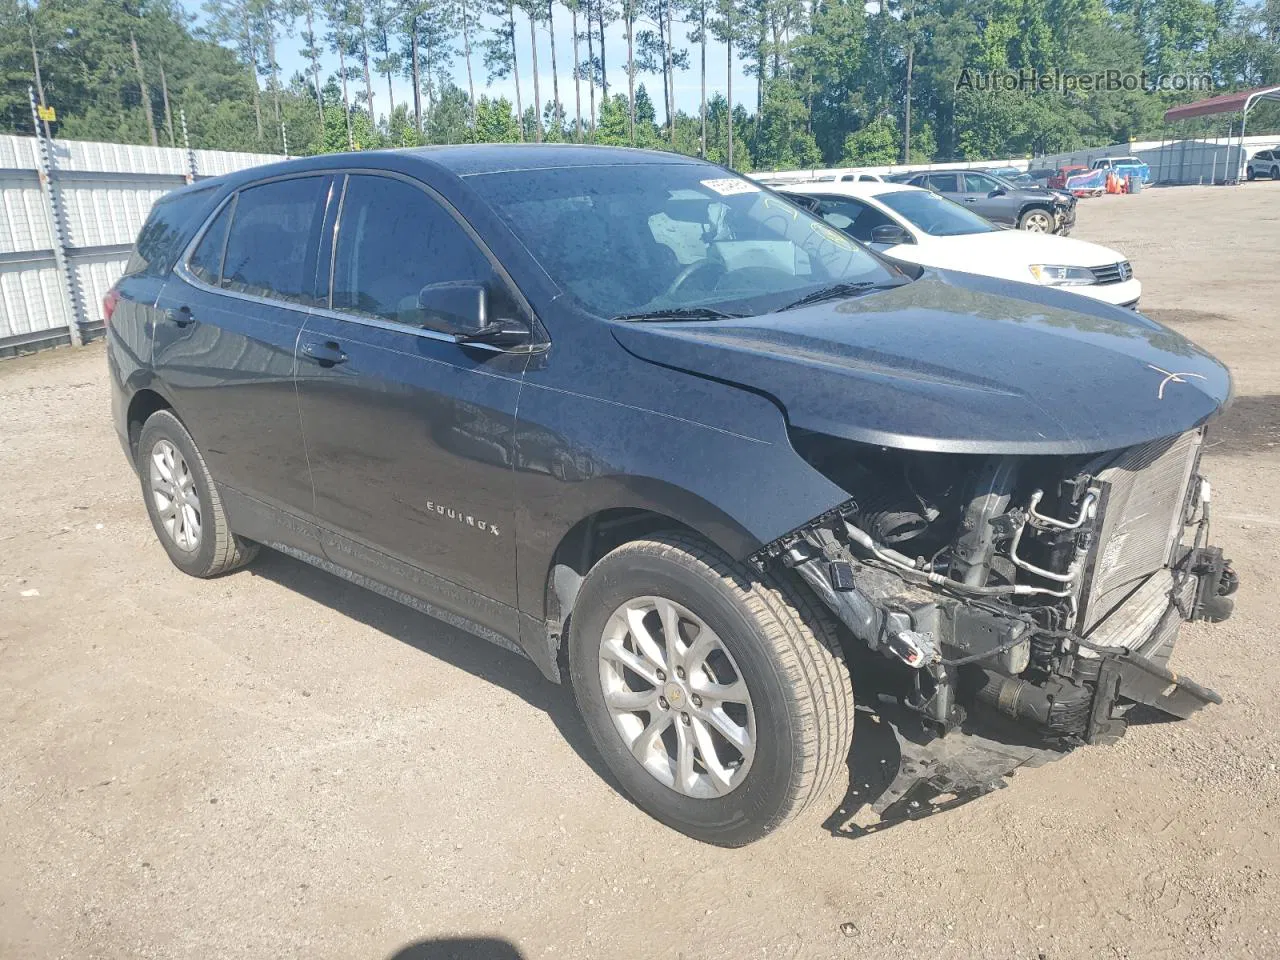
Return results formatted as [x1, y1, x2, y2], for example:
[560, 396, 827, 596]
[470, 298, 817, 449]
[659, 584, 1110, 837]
[783, 181, 1142, 308]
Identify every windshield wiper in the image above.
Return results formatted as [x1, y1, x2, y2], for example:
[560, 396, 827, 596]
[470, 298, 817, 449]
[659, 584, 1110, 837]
[780, 281, 882, 311]
[611, 306, 743, 322]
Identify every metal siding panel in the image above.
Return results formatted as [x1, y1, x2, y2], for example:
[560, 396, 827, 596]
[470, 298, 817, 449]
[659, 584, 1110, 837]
[0, 175, 52, 253]
[0, 261, 67, 338]
[70, 254, 130, 326]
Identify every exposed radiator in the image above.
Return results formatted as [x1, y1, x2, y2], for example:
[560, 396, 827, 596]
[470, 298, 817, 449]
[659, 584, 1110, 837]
[1079, 430, 1201, 631]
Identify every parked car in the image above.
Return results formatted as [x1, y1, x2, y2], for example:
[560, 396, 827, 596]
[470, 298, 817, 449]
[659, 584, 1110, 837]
[1047, 164, 1089, 189]
[782, 181, 1141, 308]
[980, 165, 1039, 187]
[107, 146, 1235, 846]
[1091, 156, 1151, 182]
[903, 168, 1076, 233]
[1246, 148, 1280, 181]
[1025, 167, 1058, 187]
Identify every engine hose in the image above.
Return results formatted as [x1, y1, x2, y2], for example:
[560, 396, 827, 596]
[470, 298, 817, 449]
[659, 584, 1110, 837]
[842, 523, 1073, 599]
[974, 670, 1053, 725]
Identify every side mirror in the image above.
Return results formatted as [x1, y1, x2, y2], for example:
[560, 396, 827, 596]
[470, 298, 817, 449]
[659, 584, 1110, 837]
[416, 282, 529, 347]
[870, 224, 913, 246]
[989, 186, 1007, 197]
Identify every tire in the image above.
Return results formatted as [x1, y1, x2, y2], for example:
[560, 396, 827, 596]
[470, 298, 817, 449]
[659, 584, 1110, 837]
[1247, 167, 1257, 181]
[1018, 207, 1054, 232]
[568, 532, 854, 846]
[136, 409, 259, 578]
[1272, 166, 1279, 181]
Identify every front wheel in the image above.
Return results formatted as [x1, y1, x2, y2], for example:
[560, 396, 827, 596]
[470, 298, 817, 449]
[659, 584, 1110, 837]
[1019, 207, 1054, 232]
[568, 533, 854, 846]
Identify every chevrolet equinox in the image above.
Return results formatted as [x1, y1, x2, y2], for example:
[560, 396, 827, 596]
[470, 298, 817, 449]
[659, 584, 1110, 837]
[107, 146, 1237, 846]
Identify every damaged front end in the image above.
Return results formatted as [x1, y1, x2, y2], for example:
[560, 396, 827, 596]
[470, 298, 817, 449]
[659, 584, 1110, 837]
[754, 427, 1236, 828]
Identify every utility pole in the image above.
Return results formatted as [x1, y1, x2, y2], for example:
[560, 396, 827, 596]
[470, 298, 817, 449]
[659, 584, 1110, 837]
[158, 58, 177, 146]
[29, 17, 52, 139]
[29, 86, 82, 347]
[129, 29, 159, 147]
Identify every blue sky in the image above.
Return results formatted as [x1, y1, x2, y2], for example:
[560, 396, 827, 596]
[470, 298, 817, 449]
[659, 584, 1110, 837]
[186, 4, 759, 124]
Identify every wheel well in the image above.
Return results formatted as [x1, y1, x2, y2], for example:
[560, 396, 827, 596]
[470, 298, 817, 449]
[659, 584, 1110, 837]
[1019, 202, 1053, 219]
[126, 389, 173, 457]
[545, 508, 702, 653]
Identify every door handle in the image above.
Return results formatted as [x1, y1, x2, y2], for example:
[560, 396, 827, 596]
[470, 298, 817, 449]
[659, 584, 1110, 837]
[961, 197, 977, 203]
[300, 340, 348, 367]
[165, 305, 194, 327]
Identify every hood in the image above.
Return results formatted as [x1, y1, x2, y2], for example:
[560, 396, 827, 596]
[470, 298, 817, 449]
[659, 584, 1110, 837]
[611, 271, 1231, 456]
[949, 229, 1127, 271]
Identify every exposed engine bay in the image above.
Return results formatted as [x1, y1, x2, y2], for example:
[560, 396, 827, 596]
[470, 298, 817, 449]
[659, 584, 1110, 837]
[756, 427, 1238, 831]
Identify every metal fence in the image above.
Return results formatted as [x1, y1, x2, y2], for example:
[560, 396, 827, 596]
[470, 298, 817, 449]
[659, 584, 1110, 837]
[0, 129, 282, 357]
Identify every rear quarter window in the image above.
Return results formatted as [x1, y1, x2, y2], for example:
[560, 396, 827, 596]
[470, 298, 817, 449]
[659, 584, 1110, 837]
[123, 185, 217, 279]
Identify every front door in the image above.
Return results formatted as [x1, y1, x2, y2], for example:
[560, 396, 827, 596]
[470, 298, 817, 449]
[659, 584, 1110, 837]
[960, 172, 1016, 225]
[295, 172, 531, 636]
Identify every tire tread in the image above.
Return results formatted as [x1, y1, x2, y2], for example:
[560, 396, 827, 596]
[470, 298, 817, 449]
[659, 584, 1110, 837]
[601, 532, 854, 842]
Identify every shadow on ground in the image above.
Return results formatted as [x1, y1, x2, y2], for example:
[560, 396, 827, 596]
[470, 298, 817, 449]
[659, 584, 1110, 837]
[248, 548, 618, 790]
[386, 937, 525, 960]
[1204, 394, 1280, 456]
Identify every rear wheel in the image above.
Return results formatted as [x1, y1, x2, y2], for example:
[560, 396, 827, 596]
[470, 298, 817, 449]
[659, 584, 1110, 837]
[1018, 207, 1054, 232]
[1272, 165, 1279, 180]
[568, 533, 854, 846]
[136, 409, 258, 578]
[1247, 167, 1257, 181]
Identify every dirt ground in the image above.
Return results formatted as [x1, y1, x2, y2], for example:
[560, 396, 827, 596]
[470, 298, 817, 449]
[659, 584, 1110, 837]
[2, 183, 1279, 960]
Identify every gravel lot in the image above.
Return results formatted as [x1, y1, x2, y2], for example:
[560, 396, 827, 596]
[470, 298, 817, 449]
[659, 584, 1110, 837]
[2, 183, 1278, 960]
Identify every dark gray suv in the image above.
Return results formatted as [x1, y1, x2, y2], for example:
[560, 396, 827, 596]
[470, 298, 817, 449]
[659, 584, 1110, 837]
[906, 169, 1076, 233]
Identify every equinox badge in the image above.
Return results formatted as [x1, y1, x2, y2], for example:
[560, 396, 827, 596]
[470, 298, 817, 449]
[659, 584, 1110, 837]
[425, 500, 500, 536]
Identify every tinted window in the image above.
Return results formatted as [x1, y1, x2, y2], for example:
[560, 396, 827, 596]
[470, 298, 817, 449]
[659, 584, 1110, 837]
[963, 173, 997, 193]
[812, 197, 896, 242]
[331, 174, 499, 330]
[123, 185, 216, 278]
[479, 164, 899, 319]
[928, 173, 959, 192]
[188, 200, 232, 285]
[221, 177, 328, 304]
[876, 189, 998, 237]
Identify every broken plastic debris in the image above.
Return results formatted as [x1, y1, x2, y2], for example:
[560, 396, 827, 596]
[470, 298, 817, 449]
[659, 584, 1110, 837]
[20, 588, 39, 597]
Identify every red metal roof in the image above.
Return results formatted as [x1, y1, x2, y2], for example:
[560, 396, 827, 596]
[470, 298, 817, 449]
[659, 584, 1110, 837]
[1164, 85, 1280, 122]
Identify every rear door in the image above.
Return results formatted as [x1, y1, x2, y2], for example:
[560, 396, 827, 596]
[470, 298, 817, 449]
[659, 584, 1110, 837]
[924, 172, 960, 199]
[295, 171, 532, 634]
[154, 174, 333, 523]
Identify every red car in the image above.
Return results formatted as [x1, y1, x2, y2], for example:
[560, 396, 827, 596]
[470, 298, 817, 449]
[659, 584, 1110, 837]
[1047, 164, 1088, 190]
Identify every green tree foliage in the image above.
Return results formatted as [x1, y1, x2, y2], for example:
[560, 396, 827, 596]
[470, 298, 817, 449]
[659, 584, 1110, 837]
[1, 0, 1276, 170]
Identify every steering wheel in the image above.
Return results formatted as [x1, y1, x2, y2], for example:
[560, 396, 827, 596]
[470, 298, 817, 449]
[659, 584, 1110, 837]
[664, 258, 726, 298]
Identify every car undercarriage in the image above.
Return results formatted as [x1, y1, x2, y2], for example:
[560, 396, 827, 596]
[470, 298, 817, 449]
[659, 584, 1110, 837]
[754, 427, 1237, 830]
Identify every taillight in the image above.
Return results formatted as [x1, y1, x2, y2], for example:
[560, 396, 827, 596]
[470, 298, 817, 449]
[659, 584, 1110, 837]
[102, 288, 121, 327]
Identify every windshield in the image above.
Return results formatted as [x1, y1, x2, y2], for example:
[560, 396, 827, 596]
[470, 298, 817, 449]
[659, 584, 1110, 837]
[475, 163, 900, 319]
[875, 189, 999, 237]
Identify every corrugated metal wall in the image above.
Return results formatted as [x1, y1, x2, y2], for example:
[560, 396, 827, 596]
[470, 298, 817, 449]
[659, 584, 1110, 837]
[0, 134, 283, 353]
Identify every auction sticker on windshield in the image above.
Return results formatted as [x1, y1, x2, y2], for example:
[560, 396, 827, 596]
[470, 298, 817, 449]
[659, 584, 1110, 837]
[701, 178, 760, 195]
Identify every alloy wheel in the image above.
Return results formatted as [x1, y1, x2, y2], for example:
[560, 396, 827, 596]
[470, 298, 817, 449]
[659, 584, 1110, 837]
[598, 595, 756, 798]
[149, 439, 201, 552]
[1023, 211, 1053, 232]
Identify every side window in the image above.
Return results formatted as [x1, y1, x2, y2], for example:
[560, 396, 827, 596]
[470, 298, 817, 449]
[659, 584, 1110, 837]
[188, 200, 232, 286]
[123, 185, 216, 278]
[220, 176, 328, 305]
[929, 173, 959, 192]
[964, 173, 995, 193]
[331, 174, 504, 331]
